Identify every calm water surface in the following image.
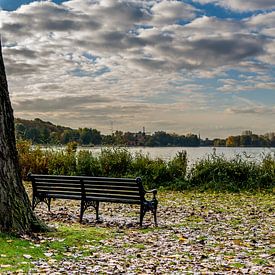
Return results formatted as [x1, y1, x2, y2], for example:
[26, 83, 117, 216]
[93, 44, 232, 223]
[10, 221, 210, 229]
[77, 146, 275, 165]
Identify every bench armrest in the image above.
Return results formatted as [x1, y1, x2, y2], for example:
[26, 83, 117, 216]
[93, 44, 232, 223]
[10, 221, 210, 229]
[145, 189, 157, 200]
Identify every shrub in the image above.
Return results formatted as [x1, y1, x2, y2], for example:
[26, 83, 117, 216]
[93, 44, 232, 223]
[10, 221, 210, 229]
[16, 140, 51, 179]
[17, 141, 274, 192]
[76, 150, 101, 176]
[258, 154, 275, 189]
[187, 153, 274, 191]
[47, 151, 76, 176]
[99, 147, 133, 177]
[167, 151, 187, 180]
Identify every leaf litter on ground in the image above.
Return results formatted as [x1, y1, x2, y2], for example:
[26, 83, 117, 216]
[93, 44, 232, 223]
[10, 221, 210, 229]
[1, 190, 274, 274]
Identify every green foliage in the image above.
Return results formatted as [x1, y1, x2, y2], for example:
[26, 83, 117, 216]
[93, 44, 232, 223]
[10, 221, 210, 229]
[188, 153, 275, 191]
[168, 151, 187, 180]
[17, 140, 274, 191]
[47, 144, 77, 176]
[47, 151, 76, 176]
[66, 141, 78, 154]
[76, 150, 101, 176]
[16, 140, 50, 179]
[0, 225, 111, 273]
[99, 148, 133, 177]
[15, 117, 275, 147]
[130, 151, 188, 189]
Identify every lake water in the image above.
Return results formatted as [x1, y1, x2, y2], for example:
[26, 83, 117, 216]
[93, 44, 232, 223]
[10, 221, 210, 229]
[77, 146, 275, 165]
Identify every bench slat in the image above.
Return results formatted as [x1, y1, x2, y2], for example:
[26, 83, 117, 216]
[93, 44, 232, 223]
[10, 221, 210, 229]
[36, 187, 81, 193]
[37, 192, 81, 200]
[84, 192, 141, 201]
[35, 183, 139, 193]
[35, 179, 81, 184]
[85, 196, 141, 204]
[35, 182, 81, 188]
[35, 180, 137, 187]
[83, 181, 137, 187]
[84, 188, 139, 196]
[83, 184, 139, 191]
[31, 174, 136, 182]
[35, 182, 81, 190]
[33, 178, 137, 187]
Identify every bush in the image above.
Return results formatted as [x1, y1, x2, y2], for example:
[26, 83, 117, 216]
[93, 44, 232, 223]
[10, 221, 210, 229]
[76, 150, 101, 176]
[47, 150, 77, 176]
[130, 152, 187, 189]
[187, 153, 274, 191]
[167, 151, 187, 180]
[17, 140, 274, 192]
[16, 140, 51, 179]
[99, 148, 132, 177]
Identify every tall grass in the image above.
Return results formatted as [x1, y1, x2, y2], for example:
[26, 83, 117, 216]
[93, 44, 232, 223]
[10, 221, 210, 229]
[17, 141, 274, 191]
[188, 154, 274, 191]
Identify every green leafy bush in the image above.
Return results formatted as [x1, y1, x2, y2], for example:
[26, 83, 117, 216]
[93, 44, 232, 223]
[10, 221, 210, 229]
[188, 153, 275, 191]
[167, 151, 187, 180]
[99, 148, 133, 177]
[47, 150, 77, 176]
[17, 140, 51, 179]
[17, 140, 274, 191]
[76, 150, 101, 176]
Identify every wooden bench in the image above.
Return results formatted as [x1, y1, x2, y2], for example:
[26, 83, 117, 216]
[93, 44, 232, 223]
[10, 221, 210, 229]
[28, 173, 158, 227]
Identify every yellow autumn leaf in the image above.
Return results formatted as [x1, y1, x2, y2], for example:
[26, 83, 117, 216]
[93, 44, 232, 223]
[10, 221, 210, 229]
[233, 239, 242, 245]
[179, 236, 188, 243]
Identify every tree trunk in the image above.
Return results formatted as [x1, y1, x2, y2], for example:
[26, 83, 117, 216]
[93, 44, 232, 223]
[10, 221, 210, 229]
[0, 39, 48, 234]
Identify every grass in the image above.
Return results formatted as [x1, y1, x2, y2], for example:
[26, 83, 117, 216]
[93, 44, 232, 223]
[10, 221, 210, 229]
[0, 224, 112, 273]
[0, 190, 274, 273]
[0, 233, 41, 272]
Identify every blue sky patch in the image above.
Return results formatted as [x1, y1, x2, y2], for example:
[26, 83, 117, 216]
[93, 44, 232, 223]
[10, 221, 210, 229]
[0, 0, 69, 11]
[70, 67, 110, 78]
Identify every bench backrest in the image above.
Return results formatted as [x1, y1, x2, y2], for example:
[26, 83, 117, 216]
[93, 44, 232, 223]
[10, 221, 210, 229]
[28, 174, 145, 203]
[29, 174, 82, 200]
[81, 176, 144, 204]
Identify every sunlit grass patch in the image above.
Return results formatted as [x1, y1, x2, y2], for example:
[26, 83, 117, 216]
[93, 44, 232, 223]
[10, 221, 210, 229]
[0, 224, 113, 273]
[0, 233, 44, 272]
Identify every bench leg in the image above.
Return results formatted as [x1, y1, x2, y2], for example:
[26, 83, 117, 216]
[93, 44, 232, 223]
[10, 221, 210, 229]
[140, 205, 145, 227]
[80, 200, 100, 222]
[95, 201, 99, 220]
[140, 201, 158, 227]
[153, 207, 158, 227]
[32, 196, 51, 212]
[48, 198, 51, 212]
[80, 200, 84, 223]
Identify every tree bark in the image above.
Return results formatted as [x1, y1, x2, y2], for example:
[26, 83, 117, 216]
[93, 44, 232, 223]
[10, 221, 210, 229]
[0, 39, 48, 234]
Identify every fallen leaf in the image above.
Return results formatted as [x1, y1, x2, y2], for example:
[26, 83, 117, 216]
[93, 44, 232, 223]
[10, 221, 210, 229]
[179, 236, 188, 243]
[233, 239, 242, 246]
[44, 252, 53, 257]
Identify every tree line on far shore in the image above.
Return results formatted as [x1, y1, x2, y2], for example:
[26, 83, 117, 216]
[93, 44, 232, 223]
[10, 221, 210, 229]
[15, 117, 275, 147]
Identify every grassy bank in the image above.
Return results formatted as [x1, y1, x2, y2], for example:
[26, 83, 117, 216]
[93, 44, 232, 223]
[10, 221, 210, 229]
[17, 141, 274, 191]
[0, 190, 274, 273]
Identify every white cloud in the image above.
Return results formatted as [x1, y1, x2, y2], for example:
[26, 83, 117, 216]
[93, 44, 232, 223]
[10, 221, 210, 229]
[194, 0, 275, 12]
[151, 0, 197, 25]
[0, 0, 274, 136]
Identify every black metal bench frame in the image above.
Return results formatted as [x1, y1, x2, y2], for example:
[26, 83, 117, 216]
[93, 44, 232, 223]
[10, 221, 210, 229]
[28, 173, 158, 227]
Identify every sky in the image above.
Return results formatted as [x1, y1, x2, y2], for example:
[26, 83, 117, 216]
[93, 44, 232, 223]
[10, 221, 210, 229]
[0, 0, 274, 138]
